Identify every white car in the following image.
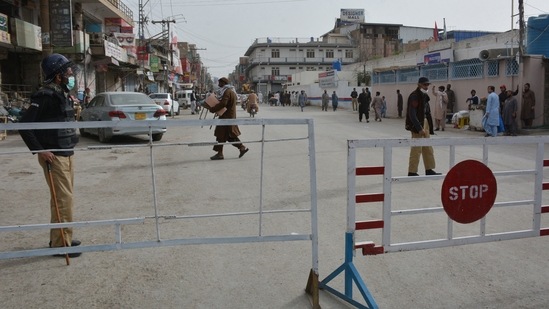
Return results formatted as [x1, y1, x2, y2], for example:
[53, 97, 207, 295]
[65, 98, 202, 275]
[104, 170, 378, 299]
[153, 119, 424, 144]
[79, 92, 168, 143]
[149, 93, 180, 116]
[175, 90, 193, 109]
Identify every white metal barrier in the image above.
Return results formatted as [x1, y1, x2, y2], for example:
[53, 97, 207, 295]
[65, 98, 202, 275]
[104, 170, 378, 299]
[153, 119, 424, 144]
[0, 118, 321, 308]
[321, 136, 549, 309]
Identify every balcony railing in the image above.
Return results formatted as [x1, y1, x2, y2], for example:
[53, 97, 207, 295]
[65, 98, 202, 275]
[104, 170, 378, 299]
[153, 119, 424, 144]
[106, 0, 133, 21]
[250, 57, 356, 65]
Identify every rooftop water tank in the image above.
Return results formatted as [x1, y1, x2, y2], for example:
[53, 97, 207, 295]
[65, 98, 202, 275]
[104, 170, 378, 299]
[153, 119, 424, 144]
[527, 14, 549, 57]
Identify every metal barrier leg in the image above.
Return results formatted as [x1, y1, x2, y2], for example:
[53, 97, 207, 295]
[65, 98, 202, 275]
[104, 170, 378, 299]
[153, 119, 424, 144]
[319, 232, 378, 309]
[305, 269, 320, 309]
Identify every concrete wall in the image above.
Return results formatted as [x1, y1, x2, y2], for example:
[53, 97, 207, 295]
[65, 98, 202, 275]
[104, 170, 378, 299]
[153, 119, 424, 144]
[368, 56, 545, 128]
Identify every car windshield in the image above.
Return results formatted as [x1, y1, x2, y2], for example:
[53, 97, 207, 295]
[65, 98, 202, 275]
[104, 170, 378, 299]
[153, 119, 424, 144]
[110, 93, 154, 106]
[150, 94, 168, 99]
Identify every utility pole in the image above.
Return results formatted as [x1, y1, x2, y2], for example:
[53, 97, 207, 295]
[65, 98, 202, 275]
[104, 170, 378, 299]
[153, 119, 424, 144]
[151, 19, 176, 116]
[151, 19, 176, 65]
[190, 47, 206, 93]
[518, 0, 525, 56]
[137, 0, 148, 93]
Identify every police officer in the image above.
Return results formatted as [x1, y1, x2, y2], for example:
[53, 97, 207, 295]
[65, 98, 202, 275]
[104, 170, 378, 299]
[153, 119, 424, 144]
[19, 53, 81, 257]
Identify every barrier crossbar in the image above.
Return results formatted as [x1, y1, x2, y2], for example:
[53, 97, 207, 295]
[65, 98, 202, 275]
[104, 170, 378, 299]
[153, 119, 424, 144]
[321, 136, 549, 309]
[0, 118, 320, 308]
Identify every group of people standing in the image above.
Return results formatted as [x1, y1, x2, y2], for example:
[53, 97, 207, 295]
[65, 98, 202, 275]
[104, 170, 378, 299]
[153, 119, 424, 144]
[267, 90, 301, 107]
[405, 76, 537, 178]
[354, 87, 388, 122]
[485, 83, 536, 137]
[321, 90, 339, 111]
[463, 83, 535, 136]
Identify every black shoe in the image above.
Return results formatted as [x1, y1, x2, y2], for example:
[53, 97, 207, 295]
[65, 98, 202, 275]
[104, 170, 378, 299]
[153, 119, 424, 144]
[425, 169, 441, 176]
[484, 134, 491, 137]
[408, 172, 419, 177]
[49, 240, 81, 248]
[210, 154, 224, 160]
[239, 148, 249, 158]
[53, 252, 82, 258]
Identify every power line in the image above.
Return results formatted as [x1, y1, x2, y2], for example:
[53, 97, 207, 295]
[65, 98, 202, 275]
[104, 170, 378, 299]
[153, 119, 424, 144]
[158, 0, 307, 7]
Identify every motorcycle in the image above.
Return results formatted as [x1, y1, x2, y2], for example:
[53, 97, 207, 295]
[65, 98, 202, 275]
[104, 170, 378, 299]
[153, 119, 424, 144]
[248, 102, 258, 118]
[0, 105, 22, 132]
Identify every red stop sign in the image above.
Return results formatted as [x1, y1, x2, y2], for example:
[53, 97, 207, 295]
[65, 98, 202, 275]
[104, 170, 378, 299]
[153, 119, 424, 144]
[441, 160, 497, 224]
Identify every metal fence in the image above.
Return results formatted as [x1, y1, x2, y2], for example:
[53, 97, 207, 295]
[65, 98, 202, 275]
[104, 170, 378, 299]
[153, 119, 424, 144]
[322, 136, 549, 309]
[374, 57, 518, 85]
[0, 118, 321, 307]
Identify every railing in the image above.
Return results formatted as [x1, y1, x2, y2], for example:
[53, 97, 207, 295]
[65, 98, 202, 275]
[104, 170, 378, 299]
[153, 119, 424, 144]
[249, 56, 356, 65]
[321, 136, 549, 308]
[106, 0, 133, 21]
[0, 117, 321, 307]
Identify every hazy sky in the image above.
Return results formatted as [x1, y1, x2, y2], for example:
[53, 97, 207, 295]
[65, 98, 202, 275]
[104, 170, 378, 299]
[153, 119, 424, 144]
[127, 0, 549, 78]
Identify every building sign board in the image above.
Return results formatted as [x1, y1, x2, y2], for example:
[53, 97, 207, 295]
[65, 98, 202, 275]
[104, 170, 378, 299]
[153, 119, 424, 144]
[319, 70, 338, 88]
[340, 9, 365, 23]
[49, 0, 73, 47]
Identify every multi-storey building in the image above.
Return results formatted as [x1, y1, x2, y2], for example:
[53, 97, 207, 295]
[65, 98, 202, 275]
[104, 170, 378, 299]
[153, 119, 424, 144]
[0, 0, 137, 104]
[242, 35, 357, 95]
[239, 20, 436, 96]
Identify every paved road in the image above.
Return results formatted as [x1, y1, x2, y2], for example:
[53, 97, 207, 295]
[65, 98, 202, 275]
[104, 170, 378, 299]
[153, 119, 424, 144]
[1, 105, 548, 308]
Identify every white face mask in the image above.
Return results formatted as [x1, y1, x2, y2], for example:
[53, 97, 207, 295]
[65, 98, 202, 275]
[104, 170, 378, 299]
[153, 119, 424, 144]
[420, 88, 429, 94]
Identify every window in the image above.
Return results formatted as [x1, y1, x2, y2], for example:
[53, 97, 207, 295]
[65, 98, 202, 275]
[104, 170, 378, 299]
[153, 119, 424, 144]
[397, 68, 420, 83]
[506, 58, 519, 76]
[326, 49, 334, 58]
[289, 67, 296, 70]
[378, 71, 396, 84]
[306, 49, 315, 58]
[306, 67, 316, 71]
[422, 63, 448, 81]
[451, 59, 483, 79]
[487, 60, 499, 77]
[272, 67, 280, 76]
[271, 49, 280, 58]
[345, 50, 353, 58]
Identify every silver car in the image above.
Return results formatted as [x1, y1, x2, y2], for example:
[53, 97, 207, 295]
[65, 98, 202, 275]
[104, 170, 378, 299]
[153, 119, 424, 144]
[79, 92, 168, 143]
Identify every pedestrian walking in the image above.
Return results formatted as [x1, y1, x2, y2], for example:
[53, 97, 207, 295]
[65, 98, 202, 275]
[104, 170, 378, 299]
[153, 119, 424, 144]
[331, 91, 338, 111]
[405, 77, 441, 177]
[205, 77, 249, 160]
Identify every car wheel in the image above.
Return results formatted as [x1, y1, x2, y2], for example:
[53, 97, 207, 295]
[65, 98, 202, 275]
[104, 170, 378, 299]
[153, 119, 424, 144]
[98, 128, 111, 143]
[152, 133, 163, 141]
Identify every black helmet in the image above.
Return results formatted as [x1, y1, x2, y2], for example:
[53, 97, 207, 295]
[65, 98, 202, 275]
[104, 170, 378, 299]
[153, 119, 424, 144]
[41, 53, 72, 83]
